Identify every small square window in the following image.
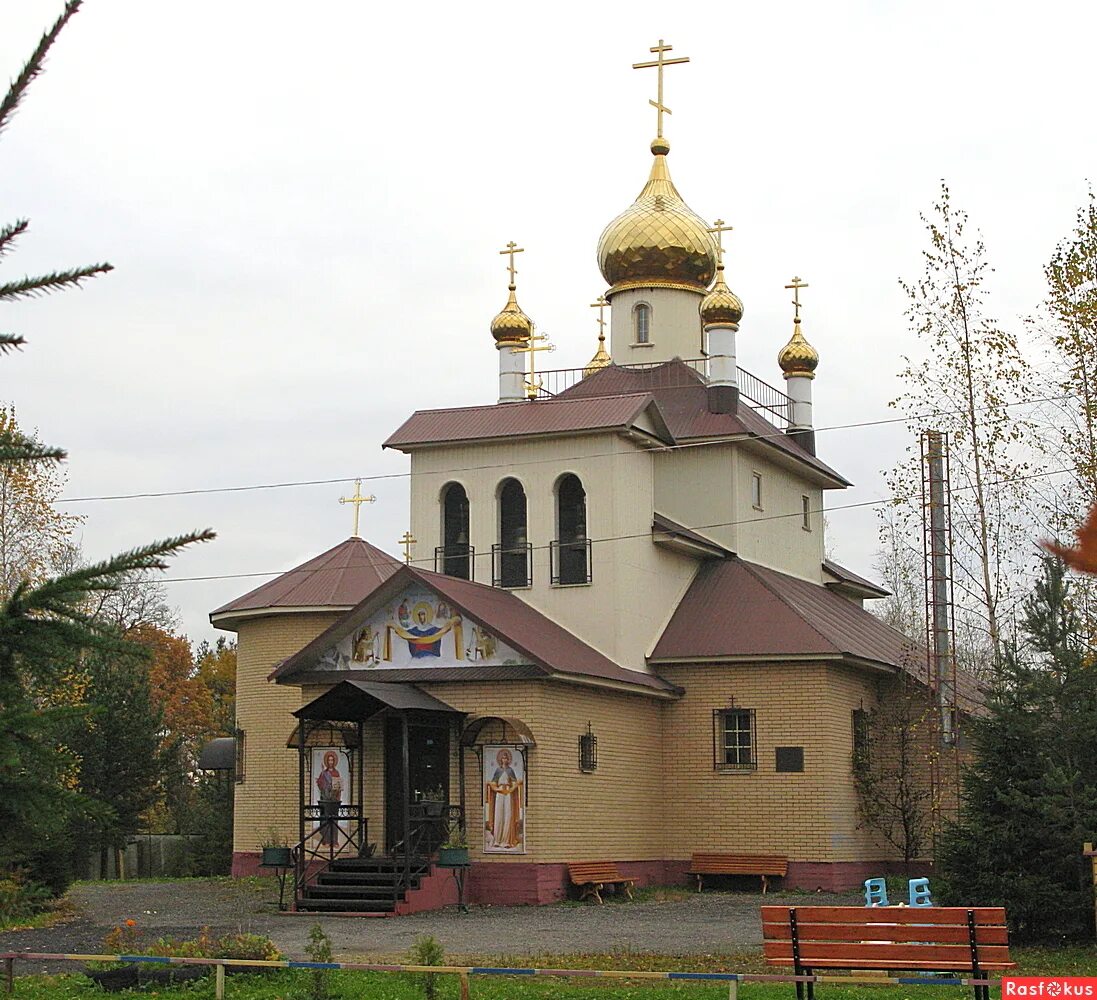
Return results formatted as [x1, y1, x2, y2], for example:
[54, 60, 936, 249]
[751, 473, 763, 510]
[713, 708, 757, 770]
[775, 746, 804, 772]
[802, 495, 811, 531]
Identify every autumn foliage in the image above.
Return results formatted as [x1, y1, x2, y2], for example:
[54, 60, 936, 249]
[1043, 504, 1097, 576]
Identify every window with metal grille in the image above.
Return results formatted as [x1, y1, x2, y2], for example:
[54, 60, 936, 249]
[713, 708, 757, 770]
[578, 722, 598, 772]
[234, 728, 246, 784]
[852, 709, 870, 774]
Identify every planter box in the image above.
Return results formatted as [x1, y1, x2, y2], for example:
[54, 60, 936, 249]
[437, 847, 469, 867]
[260, 846, 292, 867]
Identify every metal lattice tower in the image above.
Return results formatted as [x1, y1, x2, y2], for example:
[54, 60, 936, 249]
[921, 430, 961, 839]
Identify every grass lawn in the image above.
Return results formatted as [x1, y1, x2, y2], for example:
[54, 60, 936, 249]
[5, 946, 1096, 1000]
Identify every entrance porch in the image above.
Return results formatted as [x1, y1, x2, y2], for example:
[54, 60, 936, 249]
[290, 679, 466, 913]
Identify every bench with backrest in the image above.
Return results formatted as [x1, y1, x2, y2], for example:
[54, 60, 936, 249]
[688, 852, 788, 893]
[761, 904, 1014, 1000]
[567, 862, 635, 905]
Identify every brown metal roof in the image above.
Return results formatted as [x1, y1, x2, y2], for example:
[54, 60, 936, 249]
[383, 394, 672, 450]
[650, 557, 983, 712]
[272, 564, 678, 695]
[210, 537, 402, 622]
[558, 360, 850, 486]
[652, 512, 733, 558]
[822, 558, 890, 598]
[650, 556, 920, 670]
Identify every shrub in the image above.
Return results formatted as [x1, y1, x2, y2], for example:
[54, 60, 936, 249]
[408, 934, 445, 1000]
[304, 923, 333, 1000]
[0, 874, 52, 925]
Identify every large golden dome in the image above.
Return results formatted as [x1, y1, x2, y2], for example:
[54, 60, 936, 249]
[597, 138, 718, 296]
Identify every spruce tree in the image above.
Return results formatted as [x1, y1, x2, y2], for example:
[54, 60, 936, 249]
[0, 3, 213, 887]
[937, 556, 1097, 941]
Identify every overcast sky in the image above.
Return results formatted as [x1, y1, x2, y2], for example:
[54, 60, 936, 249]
[2, 0, 1093, 647]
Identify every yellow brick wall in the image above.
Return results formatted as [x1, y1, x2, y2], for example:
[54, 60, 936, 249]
[658, 661, 898, 863]
[232, 613, 343, 853]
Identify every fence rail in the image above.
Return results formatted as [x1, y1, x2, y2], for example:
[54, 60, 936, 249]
[1, 949, 1004, 1000]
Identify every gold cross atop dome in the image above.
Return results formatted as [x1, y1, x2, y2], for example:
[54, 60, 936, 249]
[633, 39, 690, 140]
[399, 530, 416, 564]
[338, 479, 376, 537]
[590, 295, 609, 336]
[499, 241, 524, 286]
[707, 219, 734, 267]
[785, 276, 809, 322]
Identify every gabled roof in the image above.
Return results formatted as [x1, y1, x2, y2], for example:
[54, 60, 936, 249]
[650, 556, 918, 671]
[210, 537, 402, 626]
[650, 556, 983, 714]
[383, 393, 673, 450]
[558, 360, 850, 487]
[272, 564, 679, 696]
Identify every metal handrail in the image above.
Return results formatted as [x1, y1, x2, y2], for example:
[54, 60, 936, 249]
[291, 805, 364, 908]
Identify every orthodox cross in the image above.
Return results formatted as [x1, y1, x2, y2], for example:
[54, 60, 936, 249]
[499, 240, 524, 285]
[338, 479, 376, 537]
[399, 530, 416, 565]
[590, 296, 609, 340]
[707, 219, 733, 267]
[785, 276, 809, 322]
[511, 332, 554, 399]
[632, 39, 690, 139]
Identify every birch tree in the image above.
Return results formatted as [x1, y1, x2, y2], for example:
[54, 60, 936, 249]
[886, 181, 1036, 674]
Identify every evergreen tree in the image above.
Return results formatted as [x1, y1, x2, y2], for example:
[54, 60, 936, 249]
[937, 556, 1097, 941]
[0, 3, 213, 888]
[68, 649, 164, 878]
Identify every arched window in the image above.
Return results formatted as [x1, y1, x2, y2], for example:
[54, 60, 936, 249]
[494, 479, 531, 588]
[437, 483, 472, 580]
[553, 474, 590, 585]
[634, 303, 652, 344]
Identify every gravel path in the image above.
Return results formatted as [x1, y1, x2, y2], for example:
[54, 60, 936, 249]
[0, 878, 855, 975]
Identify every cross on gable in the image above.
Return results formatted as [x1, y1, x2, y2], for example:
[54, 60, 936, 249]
[338, 479, 376, 537]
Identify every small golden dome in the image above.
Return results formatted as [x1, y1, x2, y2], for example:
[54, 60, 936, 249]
[490, 284, 533, 344]
[699, 264, 744, 328]
[583, 336, 612, 378]
[778, 320, 819, 378]
[596, 140, 717, 296]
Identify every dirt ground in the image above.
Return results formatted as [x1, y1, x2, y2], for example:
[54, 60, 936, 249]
[0, 878, 855, 974]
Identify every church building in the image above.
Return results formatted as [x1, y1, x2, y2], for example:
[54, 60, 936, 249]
[211, 43, 954, 913]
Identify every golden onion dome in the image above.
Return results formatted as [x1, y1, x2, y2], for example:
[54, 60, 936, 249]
[490, 284, 533, 344]
[699, 263, 744, 328]
[596, 138, 718, 296]
[778, 320, 819, 378]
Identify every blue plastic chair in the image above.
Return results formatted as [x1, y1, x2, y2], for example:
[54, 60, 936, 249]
[863, 877, 889, 907]
[908, 877, 932, 907]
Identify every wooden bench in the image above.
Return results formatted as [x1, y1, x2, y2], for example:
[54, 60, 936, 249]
[761, 904, 1015, 1000]
[567, 862, 635, 905]
[688, 852, 788, 893]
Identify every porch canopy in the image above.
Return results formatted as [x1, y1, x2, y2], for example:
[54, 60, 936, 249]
[293, 678, 459, 722]
[291, 679, 464, 879]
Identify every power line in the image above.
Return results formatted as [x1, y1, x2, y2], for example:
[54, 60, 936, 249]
[57, 390, 1085, 505]
[155, 462, 1075, 589]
